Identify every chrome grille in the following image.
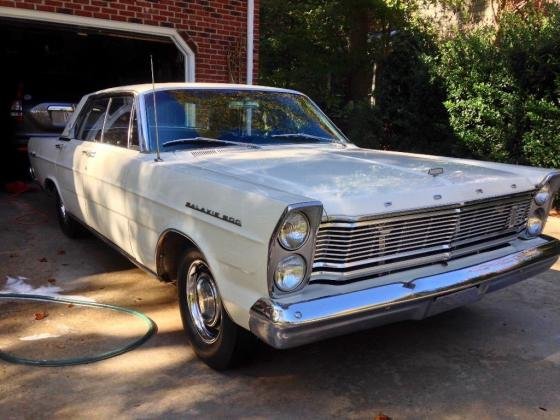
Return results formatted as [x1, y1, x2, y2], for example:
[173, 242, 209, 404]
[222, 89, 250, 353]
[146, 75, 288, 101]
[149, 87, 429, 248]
[312, 192, 534, 282]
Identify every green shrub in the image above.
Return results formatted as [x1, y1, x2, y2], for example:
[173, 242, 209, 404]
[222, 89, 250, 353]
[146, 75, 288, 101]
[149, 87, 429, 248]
[438, 4, 560, 171]
[355, 31, 461, 157]
[523, 98, 560, 169]
[438, 4, 560, 208]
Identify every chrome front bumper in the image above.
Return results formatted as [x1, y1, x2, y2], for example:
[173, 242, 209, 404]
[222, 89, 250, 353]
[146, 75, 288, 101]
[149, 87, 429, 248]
[249, 236, 560, 349]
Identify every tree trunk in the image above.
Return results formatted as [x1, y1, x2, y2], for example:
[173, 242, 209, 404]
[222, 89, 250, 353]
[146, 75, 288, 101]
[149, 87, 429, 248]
[347, 2, 372, 102]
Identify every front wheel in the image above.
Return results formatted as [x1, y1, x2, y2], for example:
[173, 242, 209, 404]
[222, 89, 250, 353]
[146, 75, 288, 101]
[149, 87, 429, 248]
[177, 249, 256, 370]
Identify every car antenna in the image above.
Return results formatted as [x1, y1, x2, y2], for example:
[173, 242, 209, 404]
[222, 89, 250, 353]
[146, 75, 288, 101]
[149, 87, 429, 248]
[150, 54, 163, 162]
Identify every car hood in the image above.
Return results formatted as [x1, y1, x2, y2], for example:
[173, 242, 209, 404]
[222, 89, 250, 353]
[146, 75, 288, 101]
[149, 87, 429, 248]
[168, 145, 550, 218]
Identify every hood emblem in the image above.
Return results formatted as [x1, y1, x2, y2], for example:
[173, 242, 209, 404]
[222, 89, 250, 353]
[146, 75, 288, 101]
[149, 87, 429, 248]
[428, 167, 444, 177]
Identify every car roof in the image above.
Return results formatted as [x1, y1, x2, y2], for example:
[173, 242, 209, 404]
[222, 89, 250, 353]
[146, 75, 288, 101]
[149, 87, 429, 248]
[93, 82, 303, 96]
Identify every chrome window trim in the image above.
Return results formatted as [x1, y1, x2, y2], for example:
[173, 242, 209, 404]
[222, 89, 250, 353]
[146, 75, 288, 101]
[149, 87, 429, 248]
[73, 92, 139, 144]
[99, 97, 111, 144]
[127, 101, 135, 149]
[137, 88, 351, 154]
[138, 93, 151, 153]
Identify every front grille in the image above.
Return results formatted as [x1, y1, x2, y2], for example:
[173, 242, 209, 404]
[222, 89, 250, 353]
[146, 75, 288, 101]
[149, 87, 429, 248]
[312, 192, 534, 282]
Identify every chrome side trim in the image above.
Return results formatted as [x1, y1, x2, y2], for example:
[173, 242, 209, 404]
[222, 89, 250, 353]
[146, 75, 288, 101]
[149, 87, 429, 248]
[250, 236, 560, 349]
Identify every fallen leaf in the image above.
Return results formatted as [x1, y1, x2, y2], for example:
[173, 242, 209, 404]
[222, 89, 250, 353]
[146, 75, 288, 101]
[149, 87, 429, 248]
[539, 407, 547, 412]
[47, 278, 56, 284]
[375, 413, 392, 420]
[39, 257, 48, 262]
[57, 250, 66, 255]
[34, 312, 48, 320]
[67, 303, 75, 308]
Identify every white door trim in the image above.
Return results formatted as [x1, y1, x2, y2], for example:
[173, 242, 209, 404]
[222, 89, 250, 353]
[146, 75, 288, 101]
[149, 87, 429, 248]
[0, 6, 195, 81]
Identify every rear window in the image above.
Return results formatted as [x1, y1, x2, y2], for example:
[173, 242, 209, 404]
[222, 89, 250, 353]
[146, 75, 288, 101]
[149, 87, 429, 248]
[75, 97, 109, 141]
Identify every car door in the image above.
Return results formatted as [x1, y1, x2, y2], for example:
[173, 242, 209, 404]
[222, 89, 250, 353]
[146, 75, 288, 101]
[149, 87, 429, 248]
[55, 96, 109, 223]
[81, 94, 138, 254]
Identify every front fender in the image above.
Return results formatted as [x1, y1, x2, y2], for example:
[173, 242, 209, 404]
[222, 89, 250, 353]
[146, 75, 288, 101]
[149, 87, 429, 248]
[126, 158, 309, 328]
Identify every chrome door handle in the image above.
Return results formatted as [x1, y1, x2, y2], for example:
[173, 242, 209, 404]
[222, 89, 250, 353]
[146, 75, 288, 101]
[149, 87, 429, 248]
[55, 144, 63, 150]
[30, 151, 37, 157]
[82, 150, 96, 157]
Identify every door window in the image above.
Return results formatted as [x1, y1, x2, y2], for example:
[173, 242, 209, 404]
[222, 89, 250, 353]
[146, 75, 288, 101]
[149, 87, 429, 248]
[75, 97, 109, 141]
[103, 96, 134, 147]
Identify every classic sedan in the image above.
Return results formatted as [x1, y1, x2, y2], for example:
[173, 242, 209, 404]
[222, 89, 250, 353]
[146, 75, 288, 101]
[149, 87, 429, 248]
[28, 83, 560, 369]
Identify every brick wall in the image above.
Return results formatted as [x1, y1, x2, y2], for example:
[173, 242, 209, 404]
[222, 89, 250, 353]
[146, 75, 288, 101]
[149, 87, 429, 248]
[0, 0, 260, 83]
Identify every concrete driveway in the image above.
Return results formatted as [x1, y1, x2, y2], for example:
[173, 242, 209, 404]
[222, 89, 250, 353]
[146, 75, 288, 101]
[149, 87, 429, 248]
[1, 190, 560, 419]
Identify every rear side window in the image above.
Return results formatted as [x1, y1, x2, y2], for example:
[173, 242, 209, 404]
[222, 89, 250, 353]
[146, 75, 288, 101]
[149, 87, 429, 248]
[103, 96, 134, 147]
[75, 97, 109, 141]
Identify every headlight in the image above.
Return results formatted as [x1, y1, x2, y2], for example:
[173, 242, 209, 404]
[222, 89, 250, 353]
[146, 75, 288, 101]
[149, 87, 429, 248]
[525, 208, 545, 237]
[535, 184, 551, 206]
[274, 254, 306, 292]
[278, 212, 309, 250]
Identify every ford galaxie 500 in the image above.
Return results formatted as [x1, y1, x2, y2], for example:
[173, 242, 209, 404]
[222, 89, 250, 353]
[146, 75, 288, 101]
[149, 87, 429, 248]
[28, 83, 560, 369]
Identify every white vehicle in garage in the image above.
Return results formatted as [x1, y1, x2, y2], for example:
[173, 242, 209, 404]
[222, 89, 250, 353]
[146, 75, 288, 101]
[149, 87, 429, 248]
[28, 83, 560, 369]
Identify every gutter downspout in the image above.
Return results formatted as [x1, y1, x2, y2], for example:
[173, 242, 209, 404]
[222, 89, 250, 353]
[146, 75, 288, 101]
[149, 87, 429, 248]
[246, 0, 254, 85]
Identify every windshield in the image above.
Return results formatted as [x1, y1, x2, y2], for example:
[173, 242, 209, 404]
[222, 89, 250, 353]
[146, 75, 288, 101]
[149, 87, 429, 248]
[144, 89, 347, 151]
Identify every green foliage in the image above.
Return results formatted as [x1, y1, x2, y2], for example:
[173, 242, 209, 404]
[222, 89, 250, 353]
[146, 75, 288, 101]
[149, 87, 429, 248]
[261, 0, 462, 156]
[362, 30, 461, 156]
[260, 0, 345, 106]
[522, 98, 560, 166]
[438, 4, 560, 170]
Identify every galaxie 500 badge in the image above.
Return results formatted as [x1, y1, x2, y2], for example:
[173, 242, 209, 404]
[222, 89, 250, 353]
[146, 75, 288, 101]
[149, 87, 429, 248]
[185, 201, 242, 226]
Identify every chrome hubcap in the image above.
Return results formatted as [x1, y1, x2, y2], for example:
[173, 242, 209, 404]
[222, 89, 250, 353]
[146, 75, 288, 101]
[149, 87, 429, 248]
[59, 199, 67, 218]
[186, 260, 221, 343]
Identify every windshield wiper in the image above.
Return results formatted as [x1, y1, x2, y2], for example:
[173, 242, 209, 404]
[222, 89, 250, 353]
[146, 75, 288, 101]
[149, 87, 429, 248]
[271, 133, 337, 142]
[162, 137, 261, 149]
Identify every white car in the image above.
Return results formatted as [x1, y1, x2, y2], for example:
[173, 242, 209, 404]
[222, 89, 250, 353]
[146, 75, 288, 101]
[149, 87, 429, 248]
[29, 83, 560, 369]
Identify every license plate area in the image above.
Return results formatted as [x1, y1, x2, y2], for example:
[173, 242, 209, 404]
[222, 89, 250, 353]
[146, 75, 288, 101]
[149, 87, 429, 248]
[427, 287, 482, 317]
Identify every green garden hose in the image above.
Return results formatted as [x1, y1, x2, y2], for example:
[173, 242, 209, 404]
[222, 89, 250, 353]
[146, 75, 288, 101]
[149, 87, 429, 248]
[0, 293, 158, 367]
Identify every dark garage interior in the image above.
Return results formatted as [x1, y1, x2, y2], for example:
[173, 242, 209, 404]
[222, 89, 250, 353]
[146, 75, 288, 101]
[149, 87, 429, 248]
[0, 19, 185, 185]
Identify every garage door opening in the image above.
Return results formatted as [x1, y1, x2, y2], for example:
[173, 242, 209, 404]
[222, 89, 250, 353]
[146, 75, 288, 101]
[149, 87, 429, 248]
[1, 19, 185, 183]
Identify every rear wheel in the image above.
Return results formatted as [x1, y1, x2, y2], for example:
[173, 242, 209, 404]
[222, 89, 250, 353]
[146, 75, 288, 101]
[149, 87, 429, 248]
[177, 249, 256, 370]
[55, 192, 85, 239]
